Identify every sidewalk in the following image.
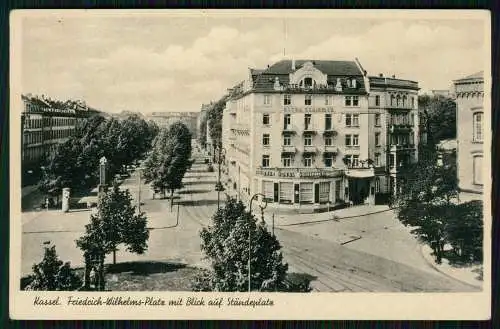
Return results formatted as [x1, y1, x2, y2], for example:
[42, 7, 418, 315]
[421, 245, 483, 289]
[271, 204, 391, 227]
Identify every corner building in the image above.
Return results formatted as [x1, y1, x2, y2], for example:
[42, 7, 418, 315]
[222, 60, 419, 212]
[453, 71, 484, 202]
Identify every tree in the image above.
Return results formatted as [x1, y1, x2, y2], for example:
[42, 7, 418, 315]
[193, 197, 289, 292]
[24, 245, 81, 291]
[395, 145, 458, 264]
[446, 200, 483, 262]
[418, 94, 457, 146]
[207, 96, 228, 159]
[76, 182, 149, 290]
[143, 122, 192, 209]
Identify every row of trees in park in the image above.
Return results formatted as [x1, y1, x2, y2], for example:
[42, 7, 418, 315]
[142, 121, 193, 209]
[38, 114, 159, 203]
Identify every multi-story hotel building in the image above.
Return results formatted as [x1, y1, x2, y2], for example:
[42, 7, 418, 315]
[221, 59, 419, 212]
[453, 71, 484, 202]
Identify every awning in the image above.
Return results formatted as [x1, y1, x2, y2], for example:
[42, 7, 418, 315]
[345, 168, 375, 178]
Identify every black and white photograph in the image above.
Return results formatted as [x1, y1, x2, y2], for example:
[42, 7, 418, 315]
[10, 10, 491, 319]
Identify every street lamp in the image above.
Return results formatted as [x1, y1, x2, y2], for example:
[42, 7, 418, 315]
[248, 193, 268, 292]
[215, 146, 226, 210]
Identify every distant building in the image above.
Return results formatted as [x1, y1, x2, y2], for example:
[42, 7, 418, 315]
[453, 71, 484, 202]
[146, 112, 198, 138]
[21, 94, 98, 168]
[197, 103, 211, 147]
[430, 89, 451, 97]
[220, 59, 419, 212]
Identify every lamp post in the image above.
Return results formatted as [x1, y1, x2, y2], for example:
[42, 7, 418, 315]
[248, 193, 268, 292]
[215, 146, 226, 210]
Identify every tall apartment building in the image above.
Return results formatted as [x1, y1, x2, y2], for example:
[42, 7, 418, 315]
[221, 59, 419, 212]
[453, 71, 484, 202]
[21, 94, 95, 169]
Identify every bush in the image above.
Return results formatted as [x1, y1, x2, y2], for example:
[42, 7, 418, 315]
[24, 245, 82, 291]
[446, 200, 483, 262]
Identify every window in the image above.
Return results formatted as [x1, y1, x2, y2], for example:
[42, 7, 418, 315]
[375, 132, 380, 146]
[375, 95, 380, 106]
[319, 182, 330, 203]
[375, 178, 380, 192]
[264, 95, 271, 105]
[352, 134, 359, 146]
[473, 155, 483, 185]
[284, 94, 291, 105]
[324, 156, 334, 167]
[304, 77, 313, 88]
[282, 156, 292, 167]
[345, 114, 359, 127]
[375, 153, 380, 166]
[345, 96, 359, 106]
[352, 114, 359, 126]
[262, 134, 270, 146]
[279, 182, 293, 203]
[352, 96, 359, 106]
[304, 135, 312, 146]
[375, 113, 381, 126]
[305, 95, 312, 105]
[325, 113, 332, 130]
[345, 135, 352, 146]
[345, 96, 351, 107]
[353, 155, 359, 167]
[304, 114, 312, 129]
[411, 97, 415, 108]
[335, 180, 341, 201]
[262, 155, 270, 167]
[304, 156, 313, 167]
[262, 113, 270, 125]
[284, 114, 291, 129]
[391, 95, 395, 106]
[325, 95, 333, 106]
[300, 182, 314, 204]
[473, 112, 483, 142]
[325, 136, 332, 146]
[283, 136, 291, 146]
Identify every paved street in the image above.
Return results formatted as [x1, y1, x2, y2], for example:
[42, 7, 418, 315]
[21, 143, 477, 292]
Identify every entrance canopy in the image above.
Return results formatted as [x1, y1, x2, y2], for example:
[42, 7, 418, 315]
[345, 168, 375, 178]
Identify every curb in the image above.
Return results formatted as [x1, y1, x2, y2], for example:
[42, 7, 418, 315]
[419, 245, 482, 289]
[276, 207, 396, 227]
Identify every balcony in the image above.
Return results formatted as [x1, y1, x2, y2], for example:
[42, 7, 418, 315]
[323, 145, 339, 154]
[389, 144, 416, 152]
[282, 125, 297, 135]
[302, 145, 317, 154]
[345, 163, 375, 178]
[281, 145, 296, 154]
[389, 124, 413, 133]
[255, 167, 343, 178]
[323, 127, 337, 136]
[302, 125, 318, 135]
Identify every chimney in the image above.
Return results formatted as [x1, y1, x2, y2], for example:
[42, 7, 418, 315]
[379, 73, 383, 77]
[392, 74, 396, 78]
[292, 59, 296, 70]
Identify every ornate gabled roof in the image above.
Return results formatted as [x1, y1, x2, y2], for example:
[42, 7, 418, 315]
[264, 60, 363, 76]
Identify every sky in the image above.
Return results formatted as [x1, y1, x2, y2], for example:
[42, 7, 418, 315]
[18, 10, 488, 114]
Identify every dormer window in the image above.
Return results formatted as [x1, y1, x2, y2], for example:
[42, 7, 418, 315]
[351, 79, 357, 88]
[304, 77, 313, 88]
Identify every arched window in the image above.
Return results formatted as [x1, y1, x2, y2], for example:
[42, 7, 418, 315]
[473, 112, 483, 142]
[402, 95, 407, 107]
[391, 95, 395, 107]
[396, 95, 401, 107]
[304, 77, 313, 88]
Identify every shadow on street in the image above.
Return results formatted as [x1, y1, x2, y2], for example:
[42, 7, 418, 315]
[177, 189, 211, 195]
[106, 261, 187, 276]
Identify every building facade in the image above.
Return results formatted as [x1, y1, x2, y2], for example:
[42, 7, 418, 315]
[453, 71, 484, 202]
[21, 94, 94, 170]
[221, 60, 419, 212]
[146, 111, 199, 138]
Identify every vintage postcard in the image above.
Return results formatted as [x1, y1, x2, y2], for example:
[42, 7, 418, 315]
[10, 9, 491, 320]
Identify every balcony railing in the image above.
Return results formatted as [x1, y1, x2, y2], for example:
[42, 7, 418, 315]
[389, 144, 416, 152]
[389, 124, 413, 132]
[231, 123, 249, 132]
[303, 145, 317, 154]
[323, 127, 337, 136]
[256, 167, 343, 178]
[282, 125, 297, 135]
[281, 145, 296, 154]
[323, 145, 339, 154]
